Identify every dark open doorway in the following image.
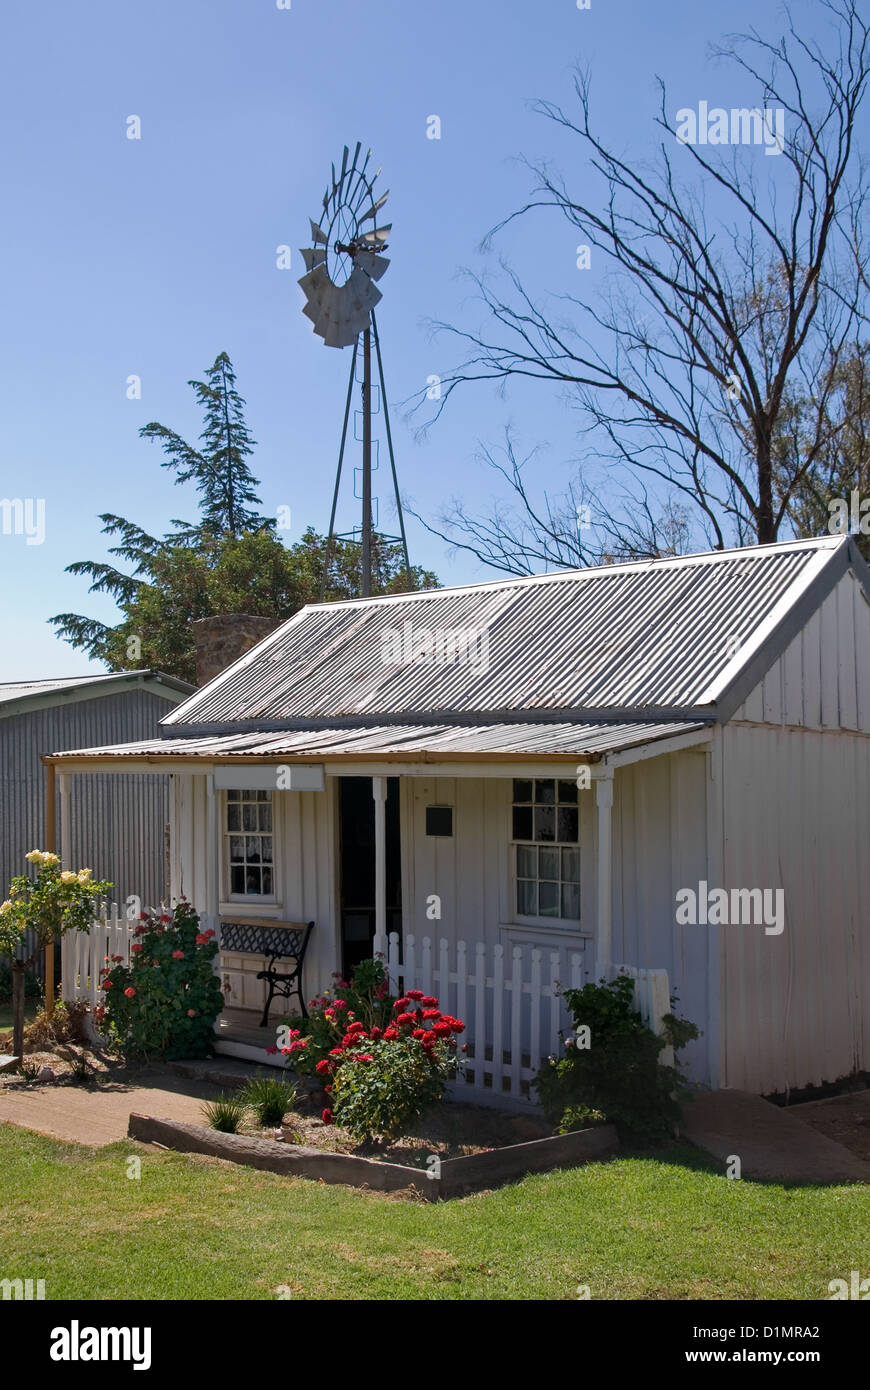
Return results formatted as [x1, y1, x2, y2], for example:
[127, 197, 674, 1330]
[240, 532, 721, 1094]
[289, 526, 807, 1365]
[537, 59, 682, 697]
[338, 776, 402, 975]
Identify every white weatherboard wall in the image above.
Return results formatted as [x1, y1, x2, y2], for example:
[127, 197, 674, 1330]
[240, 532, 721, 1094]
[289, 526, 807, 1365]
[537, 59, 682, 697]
[718, 568, 870, 1093]
[169, 773, 339, 1004]
[610, 749, 713, 1085]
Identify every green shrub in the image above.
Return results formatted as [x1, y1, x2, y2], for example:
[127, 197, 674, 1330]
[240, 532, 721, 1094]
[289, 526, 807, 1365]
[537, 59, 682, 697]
[240, 1076, 298, 1127]
[275, 959, 394, 1074]
[98, 901, 224, 1060]
[534, 974, 699, 1142]
[202, 1094, 246, 1133]
[328, 1035, 454, 1142]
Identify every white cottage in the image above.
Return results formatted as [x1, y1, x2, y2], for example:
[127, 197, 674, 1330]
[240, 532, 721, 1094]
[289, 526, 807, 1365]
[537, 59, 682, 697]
[51, 535, 870, 1099]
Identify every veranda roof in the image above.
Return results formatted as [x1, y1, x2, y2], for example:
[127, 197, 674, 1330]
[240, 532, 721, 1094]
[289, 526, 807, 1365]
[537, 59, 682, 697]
[45, 718, 708, 766]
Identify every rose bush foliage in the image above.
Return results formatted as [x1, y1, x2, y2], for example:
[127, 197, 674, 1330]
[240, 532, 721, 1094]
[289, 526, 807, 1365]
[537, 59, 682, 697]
[273, 961, 466, 1141]
[98, 901, 224, 1059]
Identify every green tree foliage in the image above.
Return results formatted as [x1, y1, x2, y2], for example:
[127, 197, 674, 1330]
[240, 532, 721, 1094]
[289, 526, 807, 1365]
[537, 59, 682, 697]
[50, 353, 437, 682]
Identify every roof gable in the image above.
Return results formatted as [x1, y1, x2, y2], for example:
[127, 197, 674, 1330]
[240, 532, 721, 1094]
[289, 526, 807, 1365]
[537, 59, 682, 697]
[163, 537, 857, 730]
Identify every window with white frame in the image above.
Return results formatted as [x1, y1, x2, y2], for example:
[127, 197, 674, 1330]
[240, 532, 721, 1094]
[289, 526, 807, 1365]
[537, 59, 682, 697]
[224, 790, 274, 897]
[512, 778, 580, 920]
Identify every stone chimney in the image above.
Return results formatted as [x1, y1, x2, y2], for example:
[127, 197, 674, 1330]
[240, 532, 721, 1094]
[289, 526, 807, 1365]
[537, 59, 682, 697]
[193, 615, 279, 688]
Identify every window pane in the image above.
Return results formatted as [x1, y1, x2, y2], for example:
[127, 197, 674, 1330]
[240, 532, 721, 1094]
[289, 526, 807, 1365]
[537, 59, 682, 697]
[230, 836, 245, 862]
[535, 779, 555, 804]
[561, 846, 580, 883]
[243, 804, 257, 831]
[561, 880, 581, 919]
[258, 803, 273, 832]
[539, 880, 559, 917]
[262, 837, 273, 864]
[227, 789, 240, 801]
[558, 779, 578, 804]
[517, 879, 537, 915]
[227, 805, 241, 832]
[261, 867, 273, 895]
[516, 844, 537, 879]
[557, 807, 579, 843]
[513, 779, 533, 803]
[230, 865, 245, 894]
[539, 847, 559, 881]
[534, 805, 556, 842]
[245, 867, 262, 894]
[257, 790, 270, 802]
[247, 836, 261, 863]
[512, 806, 533, 841]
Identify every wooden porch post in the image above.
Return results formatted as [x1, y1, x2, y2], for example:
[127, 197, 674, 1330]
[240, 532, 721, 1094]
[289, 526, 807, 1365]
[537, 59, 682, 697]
[595, 772, 614, 980]
[372, 775, 387, 957]
[205, 774, 219, 934]
[44, 760, 56, 1016]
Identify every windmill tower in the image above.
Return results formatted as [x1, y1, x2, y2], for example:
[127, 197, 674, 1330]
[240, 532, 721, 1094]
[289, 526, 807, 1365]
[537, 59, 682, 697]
[298, 144, 410, 598]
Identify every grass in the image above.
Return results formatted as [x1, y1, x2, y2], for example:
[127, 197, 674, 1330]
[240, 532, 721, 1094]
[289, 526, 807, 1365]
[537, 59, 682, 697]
[0, 1001, 38, 1035]
[0, 1122, 867, 1300]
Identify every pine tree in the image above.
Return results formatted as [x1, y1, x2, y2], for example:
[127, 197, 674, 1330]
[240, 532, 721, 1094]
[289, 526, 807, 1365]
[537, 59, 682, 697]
[140, 352, 270, 540]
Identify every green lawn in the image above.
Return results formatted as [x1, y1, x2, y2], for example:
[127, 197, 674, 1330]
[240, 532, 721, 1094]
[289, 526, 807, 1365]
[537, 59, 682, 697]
[0, 1123, 867, 1300]
[0, 1001, 39, 1034]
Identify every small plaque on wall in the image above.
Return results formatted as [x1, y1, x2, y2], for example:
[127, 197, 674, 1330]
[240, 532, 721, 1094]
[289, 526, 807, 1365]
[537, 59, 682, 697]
[425, 805, 453, 837]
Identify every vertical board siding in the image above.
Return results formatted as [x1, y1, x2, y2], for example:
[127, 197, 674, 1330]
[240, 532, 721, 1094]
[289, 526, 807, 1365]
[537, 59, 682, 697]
[0, 690, 176, 914]
[611, 750, 713, 1085]
[732, 571, 870, 733]
[720, 723, 869, 1092]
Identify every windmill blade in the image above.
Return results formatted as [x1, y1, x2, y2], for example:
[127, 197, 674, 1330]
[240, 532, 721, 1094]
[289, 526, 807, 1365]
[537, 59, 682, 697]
[354, 250, 390, 281]
[309, 218, 328, 245]
[347, 149, 372, 212]
[359, 190, 389, 223]
[300, 246, 327, 271]
[339, 145, 349, 187]
[360, 224, 391, 246]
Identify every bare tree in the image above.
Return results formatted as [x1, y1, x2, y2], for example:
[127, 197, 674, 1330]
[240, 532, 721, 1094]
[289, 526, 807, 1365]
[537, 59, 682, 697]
[415, 0, 869, 559]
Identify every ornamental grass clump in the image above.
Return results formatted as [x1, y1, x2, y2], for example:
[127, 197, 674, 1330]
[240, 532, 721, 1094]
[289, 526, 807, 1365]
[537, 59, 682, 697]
[240, 1075, 298, 1127]
[98, 901, 224, 1060]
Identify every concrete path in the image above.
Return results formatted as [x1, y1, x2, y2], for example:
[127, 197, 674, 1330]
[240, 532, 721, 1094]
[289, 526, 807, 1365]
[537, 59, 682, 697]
[683, 1089, 870, 1184]
[0, 1070, 229, 1147]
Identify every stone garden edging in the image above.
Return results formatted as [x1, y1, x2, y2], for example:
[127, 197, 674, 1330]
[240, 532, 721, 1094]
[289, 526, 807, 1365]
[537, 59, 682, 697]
[127, 1112, 619, 1199]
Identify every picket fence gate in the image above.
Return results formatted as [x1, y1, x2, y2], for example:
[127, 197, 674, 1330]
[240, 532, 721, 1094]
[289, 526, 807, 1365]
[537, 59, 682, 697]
[61, 903, 176, 1007]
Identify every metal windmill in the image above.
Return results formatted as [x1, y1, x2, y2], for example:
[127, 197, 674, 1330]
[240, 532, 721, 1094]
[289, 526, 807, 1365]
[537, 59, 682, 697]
[298, 143, 410, 598]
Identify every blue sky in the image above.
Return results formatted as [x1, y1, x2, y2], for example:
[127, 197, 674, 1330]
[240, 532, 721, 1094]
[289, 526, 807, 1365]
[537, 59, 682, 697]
[0, 0, 828, 679]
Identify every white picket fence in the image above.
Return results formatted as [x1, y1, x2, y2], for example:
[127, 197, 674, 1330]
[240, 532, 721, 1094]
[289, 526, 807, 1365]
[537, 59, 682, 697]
[374, 931, 585, 1106]
[61, 906, 138, 1006]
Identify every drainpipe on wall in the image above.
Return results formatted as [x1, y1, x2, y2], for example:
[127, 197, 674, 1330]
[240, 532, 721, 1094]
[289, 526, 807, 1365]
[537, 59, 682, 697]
[595, 770, 614, 981]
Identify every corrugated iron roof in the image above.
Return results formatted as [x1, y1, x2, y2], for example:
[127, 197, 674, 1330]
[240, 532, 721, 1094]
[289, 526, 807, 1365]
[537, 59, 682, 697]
[0, 670, 193, 710]
[163, 537, 847, 727]
[48, 719, 708, 764]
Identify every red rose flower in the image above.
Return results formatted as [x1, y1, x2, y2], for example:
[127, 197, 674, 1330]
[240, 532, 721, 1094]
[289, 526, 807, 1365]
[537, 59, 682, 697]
[323, 1084, 332, 1094]
[130, 943, 143, 954]
[412, 1028, 426, 1040]
[172, 950, 184, 959]
[421, 996, 438, 1007]
[103, 980, 113, 989]
[265, 1044, 278, 1056]
[396, 1012, 415, 1026]
[187, 1009, 196, 1017]
[393, 997, 410, 1011]
[315, 1059, 331, 1075]
[406, 989, 424, 1001]
[124, 987, 136, 998]
[422, 1009, 441, 1020]
[321, 1108, 333, 1125]
[194, 933, 209, 945]
[370, 1026, 382, 1040]
[382, 1027, 398, 1040]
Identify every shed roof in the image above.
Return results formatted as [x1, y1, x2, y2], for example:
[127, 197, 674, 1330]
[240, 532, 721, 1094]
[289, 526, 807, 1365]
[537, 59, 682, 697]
[0, 670, 194, 717]
[163, 536, 863, 731]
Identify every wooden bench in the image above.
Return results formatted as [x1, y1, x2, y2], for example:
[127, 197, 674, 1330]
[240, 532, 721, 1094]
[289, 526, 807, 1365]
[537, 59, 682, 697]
[218, 918, 315, 1027]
